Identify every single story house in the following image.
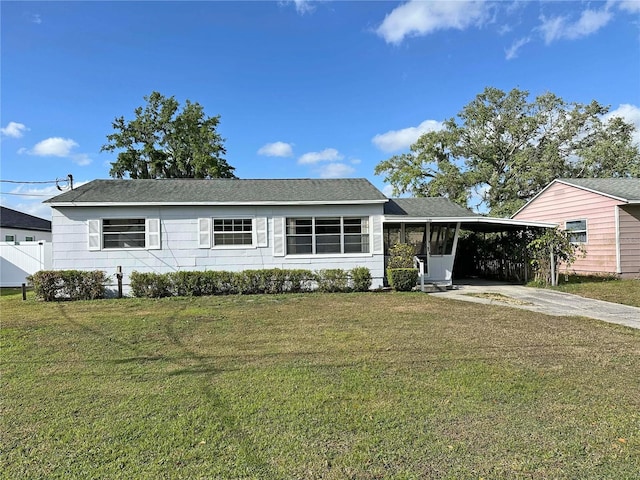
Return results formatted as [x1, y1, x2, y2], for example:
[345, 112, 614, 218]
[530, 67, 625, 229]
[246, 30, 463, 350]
[512, 178, 640, 279]
[0, 206, 52, 243]
[45, 178, 552, 292]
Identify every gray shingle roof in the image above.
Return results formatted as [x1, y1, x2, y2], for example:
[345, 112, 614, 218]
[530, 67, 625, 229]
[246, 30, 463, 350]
[46, 178, 388, 204]
[384, 198, 480, 218]
[557, 178, 640, 201]
[0, 206, 52, 231]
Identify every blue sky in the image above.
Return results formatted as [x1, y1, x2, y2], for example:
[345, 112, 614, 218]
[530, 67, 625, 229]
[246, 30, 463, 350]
[2, 0, 639, 218]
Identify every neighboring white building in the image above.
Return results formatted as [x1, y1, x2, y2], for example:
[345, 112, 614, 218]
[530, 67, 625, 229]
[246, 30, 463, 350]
[0, 206, 52, 243]
[0, 206, 53, 286]
[45, 178, 551, 293]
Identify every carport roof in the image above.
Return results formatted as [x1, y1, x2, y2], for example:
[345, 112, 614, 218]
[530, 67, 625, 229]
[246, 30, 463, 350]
[384, 198, 555, 232]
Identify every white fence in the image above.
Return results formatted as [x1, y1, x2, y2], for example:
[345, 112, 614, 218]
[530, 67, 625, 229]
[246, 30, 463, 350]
[0, 242, 52, 287]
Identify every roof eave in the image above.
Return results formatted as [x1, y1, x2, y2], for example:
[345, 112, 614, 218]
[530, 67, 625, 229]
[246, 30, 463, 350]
[48, 199, 389, 207]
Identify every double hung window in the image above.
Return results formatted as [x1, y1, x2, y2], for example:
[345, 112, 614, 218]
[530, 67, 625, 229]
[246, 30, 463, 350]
[286, 217, 369, 255]
[565, 219, 587, 243]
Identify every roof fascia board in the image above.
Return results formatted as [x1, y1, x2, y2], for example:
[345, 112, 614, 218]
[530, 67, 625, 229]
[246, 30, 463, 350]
[383, 216, 555, 228]
[48, 199, 389, 207]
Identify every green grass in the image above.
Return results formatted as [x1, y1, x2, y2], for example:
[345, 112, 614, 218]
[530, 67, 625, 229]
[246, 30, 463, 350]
[552, 277, 640, 308]
[2, 291, 640, 479]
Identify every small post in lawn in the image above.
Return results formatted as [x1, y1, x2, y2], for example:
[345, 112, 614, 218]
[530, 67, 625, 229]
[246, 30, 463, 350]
[22, 283, 27, 301]
[116, 266, 123, 298]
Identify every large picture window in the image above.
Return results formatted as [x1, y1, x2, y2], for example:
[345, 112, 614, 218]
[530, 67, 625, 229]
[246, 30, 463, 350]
[286, 217, 369, 255]
[213, 218, 253, 246]
[103, 218, 146, 249]
[566, 219, 587, 243]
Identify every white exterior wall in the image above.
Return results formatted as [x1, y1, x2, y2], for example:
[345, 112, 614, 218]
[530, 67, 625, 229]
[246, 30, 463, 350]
[0, 227, 52, 243]
[51, 204, 386, 292]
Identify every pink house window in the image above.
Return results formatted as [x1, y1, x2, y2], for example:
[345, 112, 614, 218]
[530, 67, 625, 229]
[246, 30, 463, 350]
[566, 219, 587, 244]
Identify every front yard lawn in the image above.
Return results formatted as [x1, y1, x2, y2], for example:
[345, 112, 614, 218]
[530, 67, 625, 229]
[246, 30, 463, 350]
[2, 292, 639, 479]
[553, 278, 640, 307]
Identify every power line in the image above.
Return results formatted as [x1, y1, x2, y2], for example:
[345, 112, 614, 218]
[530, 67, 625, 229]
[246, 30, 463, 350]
[0, 192, 54, 197]
[0, 179, 61, 184]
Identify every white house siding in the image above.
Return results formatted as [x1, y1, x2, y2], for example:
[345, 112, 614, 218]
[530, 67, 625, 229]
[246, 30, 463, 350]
[618, 205, 640, 279]
[51, 204, 385, 292]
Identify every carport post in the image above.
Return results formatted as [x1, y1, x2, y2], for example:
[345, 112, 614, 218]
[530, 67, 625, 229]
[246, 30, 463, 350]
[550, 247, 556, 287]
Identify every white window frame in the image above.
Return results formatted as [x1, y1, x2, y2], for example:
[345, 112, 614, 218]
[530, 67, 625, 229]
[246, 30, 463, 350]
[285, 216, 371, 256]
[199, 217, 267, 250]
[212, 218, 255, 249]
[565, 219, 587, 244]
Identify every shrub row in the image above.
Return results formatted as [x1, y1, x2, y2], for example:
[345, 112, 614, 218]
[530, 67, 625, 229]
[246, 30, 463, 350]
[28, 270, 109, 301]
[130, 267, 373, 298]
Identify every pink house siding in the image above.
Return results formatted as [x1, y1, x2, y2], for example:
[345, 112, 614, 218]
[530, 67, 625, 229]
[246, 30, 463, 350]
[513, 182, 620, 275]
[618, 205, 640, 278]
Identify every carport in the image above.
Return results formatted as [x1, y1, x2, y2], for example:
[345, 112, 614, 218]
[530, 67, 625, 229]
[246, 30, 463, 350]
[383, 198, 556, 288]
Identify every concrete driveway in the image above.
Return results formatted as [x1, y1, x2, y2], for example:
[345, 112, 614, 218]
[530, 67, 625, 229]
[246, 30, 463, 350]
[429, 280, 640, 330]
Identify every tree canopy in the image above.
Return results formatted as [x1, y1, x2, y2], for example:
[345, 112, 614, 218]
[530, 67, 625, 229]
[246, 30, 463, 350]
[102, 91, 236, 179]
[375, 87, 640, 217]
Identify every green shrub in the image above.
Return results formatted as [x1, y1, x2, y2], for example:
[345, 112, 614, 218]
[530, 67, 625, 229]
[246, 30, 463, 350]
[316, 269, 350, 293]
[350, 267, 372, 292]
[169, 271, 203, 297]
[285, 270, 316, 293]
[387, 268, 418, 292]
[387, 243, 416, 269]
[128, 269, 318, 298]
[130, 271, 171, 298]
[28, 270, 109, 301]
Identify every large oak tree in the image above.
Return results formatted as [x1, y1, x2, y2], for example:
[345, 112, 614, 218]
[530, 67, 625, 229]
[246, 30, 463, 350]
[375, 87, 640, 217]
[102, 91, 236, 179]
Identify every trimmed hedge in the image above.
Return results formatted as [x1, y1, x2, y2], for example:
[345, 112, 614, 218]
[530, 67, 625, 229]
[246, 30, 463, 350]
[129, 267, 373, 298]
[387, 268, 418, 292]
[350, 266, 372, 292]
[28, 270, 109, 301]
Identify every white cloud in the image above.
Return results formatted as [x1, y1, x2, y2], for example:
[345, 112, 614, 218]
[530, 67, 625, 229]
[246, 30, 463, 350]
[539, 8, 613, 44]
[317, 163, 355, 179]
[293, 0, 314, 14]
[1, 122, 28, 138]
[23, 137, 92, 166]
[505, 36, 531, 60]
[372, 119, 444, 152]
[605, 104, 640, 146]
[71, 153, 93, 166]
[257, 141, 294, 157]
[31, 137, 79, 157]
[298, 148, 344, 165]
[376, 0, 490, 44]
[614, 0, 640, 13]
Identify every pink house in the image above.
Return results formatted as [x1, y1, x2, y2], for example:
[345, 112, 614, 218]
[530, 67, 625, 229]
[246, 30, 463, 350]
[512, 178, 640, 279]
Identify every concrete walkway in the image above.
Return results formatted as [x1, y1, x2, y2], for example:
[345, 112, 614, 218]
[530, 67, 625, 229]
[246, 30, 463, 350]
[429, 281, 640, 330]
